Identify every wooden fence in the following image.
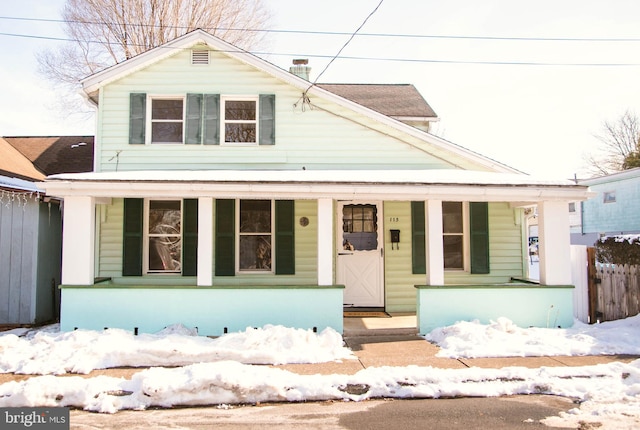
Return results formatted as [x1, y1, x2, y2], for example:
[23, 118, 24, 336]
[588, 247, 640, 322]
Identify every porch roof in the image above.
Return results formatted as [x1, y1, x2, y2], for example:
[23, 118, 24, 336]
[42, 169, 591, 204]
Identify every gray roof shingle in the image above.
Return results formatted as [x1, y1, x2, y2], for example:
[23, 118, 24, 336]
[317, 84, 437, 119]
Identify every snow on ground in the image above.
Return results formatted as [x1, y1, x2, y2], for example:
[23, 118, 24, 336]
[0, 324, 354, 375]
[426, 314, 640, 358]
[0, 318, 639, 429]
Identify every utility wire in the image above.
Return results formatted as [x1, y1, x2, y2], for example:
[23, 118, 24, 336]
[310, 0, 384, 86]
[3, 14, 640, 43]
[3, 30, 640, 68]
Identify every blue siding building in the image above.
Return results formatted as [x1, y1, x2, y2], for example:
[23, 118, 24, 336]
[572, 168, 640, 246]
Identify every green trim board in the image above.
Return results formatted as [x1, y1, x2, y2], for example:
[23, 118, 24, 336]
[60, 284, 345, 290]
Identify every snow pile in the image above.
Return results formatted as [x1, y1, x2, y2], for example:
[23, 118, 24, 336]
[600, 234, 640, 244]
[426, 315, 640, 358]
[0, 324, 354, 375]
[0, 359, 638, 426]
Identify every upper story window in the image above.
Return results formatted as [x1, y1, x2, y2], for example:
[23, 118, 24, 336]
[150, 97, 184, 144]
[603, 191, 616, 203]
[222, 97, 258, 144]
[129, 93, 275, 146]
[568, 202, 576, 212]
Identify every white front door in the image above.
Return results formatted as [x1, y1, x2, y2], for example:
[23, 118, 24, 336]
[336, 201, 384, 307]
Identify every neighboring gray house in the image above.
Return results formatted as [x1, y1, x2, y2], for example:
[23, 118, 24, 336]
[0, 136, 93, 326]
[571, 167, 640, 246]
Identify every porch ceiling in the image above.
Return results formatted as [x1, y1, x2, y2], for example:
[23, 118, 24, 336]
[41, 169, 591, 204]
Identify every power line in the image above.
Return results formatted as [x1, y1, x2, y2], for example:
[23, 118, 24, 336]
[310, 0, 384, 86]
[0, 32, 69, 42]
[3, 14, 640, 43]
[3, 30, 640, 68]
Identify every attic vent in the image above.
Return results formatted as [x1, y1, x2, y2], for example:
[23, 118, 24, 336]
[191, 50, 209, 65]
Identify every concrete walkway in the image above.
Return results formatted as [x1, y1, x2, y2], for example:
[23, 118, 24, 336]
[275, 313, 639, 375]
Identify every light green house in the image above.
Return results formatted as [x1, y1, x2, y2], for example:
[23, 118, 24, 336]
[42, 30, 590, 336]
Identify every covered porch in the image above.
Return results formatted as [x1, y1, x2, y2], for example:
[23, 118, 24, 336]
[43, 169, 590, 336]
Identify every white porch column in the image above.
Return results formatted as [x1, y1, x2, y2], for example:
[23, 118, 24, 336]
[538, 201, 572, 285]
[197, 197, 213, 286]
[61, 196, 95, 285]
[425, 200, 445, 285]
[317, 198, 333, 286]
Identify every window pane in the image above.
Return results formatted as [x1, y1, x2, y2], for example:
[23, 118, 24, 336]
[442, 202, 463, 233]
[240, 200, 271, 232]
[225, 101, 256, 120]
[443, 235, 463, 269]
[225, 123, 256, 142]
[149, 237, 181, 271]
[152, 122, 183, 143]
[343, 205, 376, 233]
[239, 235, 272, 270]
[603, 192, 616, 203]
[152, 99, 183, 120]
[149, 201, 181, 233]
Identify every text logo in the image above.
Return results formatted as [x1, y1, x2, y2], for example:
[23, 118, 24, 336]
[1, 408, 69, 429]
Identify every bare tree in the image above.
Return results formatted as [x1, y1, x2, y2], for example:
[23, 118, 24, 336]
[38, 0, 270, 115]
[584, 110, 640, 176]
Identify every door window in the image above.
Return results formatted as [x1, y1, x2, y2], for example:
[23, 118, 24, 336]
[342, 204, 378, 251]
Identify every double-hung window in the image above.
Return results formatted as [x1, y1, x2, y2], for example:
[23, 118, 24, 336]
[222, 97, 258, 144]
[238, 200, 273, 272]
[130, 93, 275, 145]
[411, 201, 488, 275]
[603, 191, 616, 203]
[150, 97, 184, 144]
[442, 202, 467, 270]
[146, 200, 182, 273]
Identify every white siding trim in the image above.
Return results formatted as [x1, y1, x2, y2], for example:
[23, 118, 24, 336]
[538, 201, 572, 285]
[197, 197, 213, 286]
[425, 200, 444, 285]
[317, 199, 333, 286]
[61, 196, 95, 285]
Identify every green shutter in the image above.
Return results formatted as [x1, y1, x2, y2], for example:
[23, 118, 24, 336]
[203, 94, 220, 145]
[470, 202, 490, 274]
[215, 199, 235, 276]
[185, 94, 203, 144]
[411, 201, 426, 274]
[259, 94, 275, 145]
[182, 199, 198, 276]
[123, 198, 143, 276]
[129, 93, 146, 144]
[275, 200, 295, 275]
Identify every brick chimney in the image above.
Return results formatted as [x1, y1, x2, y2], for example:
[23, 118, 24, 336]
[289, 59, 311, 81]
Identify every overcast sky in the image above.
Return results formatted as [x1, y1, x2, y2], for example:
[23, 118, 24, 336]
[2, 0, 640, 178]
